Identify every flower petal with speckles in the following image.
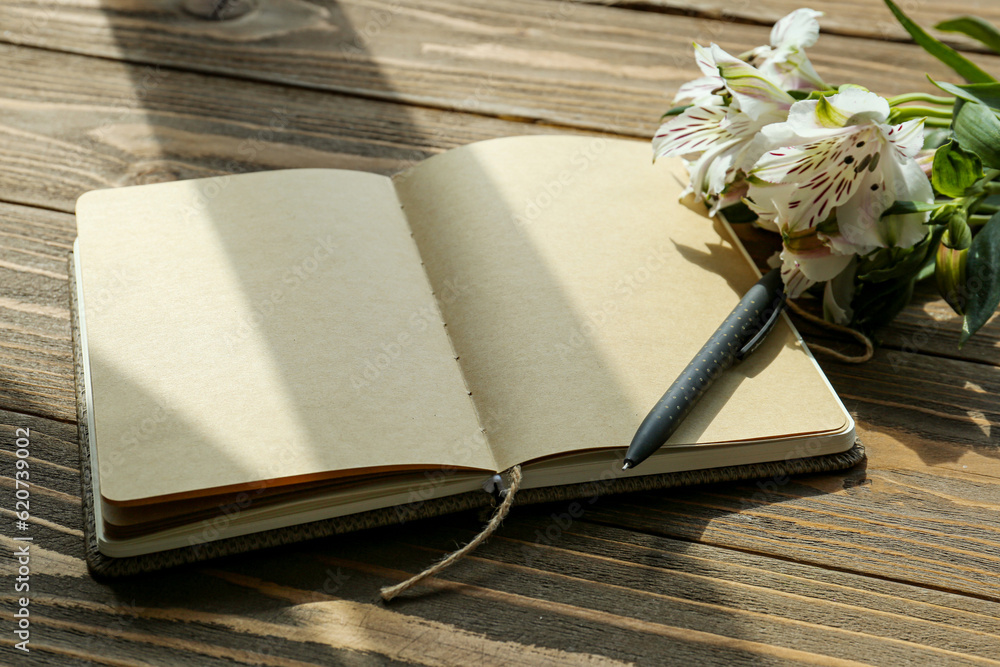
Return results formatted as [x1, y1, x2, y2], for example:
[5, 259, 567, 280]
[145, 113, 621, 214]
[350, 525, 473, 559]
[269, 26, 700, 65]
[653, 105, 730, 159]
[751, 127, 883, 230]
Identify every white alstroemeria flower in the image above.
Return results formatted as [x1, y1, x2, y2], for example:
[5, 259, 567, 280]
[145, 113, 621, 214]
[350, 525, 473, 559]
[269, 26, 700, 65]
[673, 42, 725, 106]
[744, 87, 931, 295]
[743, 8, 828, 92]
[654, 106, 754, 201]
[655, 44, 795, 201]
[823, 258, 857, 325]
[749, 87, 929, 247]
[745, 182, 854, 297]
[704, 44, 796, 121]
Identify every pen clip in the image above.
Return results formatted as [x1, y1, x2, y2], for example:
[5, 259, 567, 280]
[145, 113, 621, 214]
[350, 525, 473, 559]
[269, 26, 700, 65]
[735, 292, 787, 361]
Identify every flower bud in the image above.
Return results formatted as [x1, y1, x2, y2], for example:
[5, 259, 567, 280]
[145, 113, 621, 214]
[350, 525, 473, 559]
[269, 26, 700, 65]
[944, 211, 972, 250]
[935, 231, 968, 316]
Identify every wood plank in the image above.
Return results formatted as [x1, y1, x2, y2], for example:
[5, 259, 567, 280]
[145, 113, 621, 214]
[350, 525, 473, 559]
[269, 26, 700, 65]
[875, 284, 1000, 368]
[0, 0, 998, 137]
[823, 344, 999, 456]
[4, 392, 998, 664]
[0, 45, 560, 214]
[520, 301, 1000, 599]
[579, 417, 1000, 600]
[2, 247, 995, 664]
[0, 410, 610, 666]
[312, 516, 1000, 664]
[579, 0, 1000, 52]
[0, 4, 995, 664]
[0, 202, 76, 422]
[9, 463, 999, 667]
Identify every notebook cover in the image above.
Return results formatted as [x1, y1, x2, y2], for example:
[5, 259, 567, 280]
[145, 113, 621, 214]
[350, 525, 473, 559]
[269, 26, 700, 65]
[69, 252, 865, 578]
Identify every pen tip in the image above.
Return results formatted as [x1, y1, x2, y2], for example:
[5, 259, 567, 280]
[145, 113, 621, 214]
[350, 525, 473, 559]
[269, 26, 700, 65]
[622, 460, 634, 471]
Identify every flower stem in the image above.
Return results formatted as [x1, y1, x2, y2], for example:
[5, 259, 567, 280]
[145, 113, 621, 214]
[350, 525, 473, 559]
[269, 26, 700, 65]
[969, 214, 994, 226]
[922, 117, 953, 128]
[890, 106, 954, 120]
[887, 92, 955, 107]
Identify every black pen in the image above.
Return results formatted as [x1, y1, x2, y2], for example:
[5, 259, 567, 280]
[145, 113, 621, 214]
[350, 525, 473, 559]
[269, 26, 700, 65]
[622, 268, 787, 470]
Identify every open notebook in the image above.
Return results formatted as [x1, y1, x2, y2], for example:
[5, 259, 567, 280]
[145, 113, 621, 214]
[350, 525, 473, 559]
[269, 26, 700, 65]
[71, 135, 859, 574]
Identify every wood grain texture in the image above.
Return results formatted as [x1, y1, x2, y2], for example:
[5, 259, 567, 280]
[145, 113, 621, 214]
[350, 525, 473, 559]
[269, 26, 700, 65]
[0, 203, 76, 422]
[1, 0, 999, 137]
[3, 410, 997, 667]
[0, 46, 562, 214]
[582, 453, 1000, 597]
[363, 517, 1000, 663]
[578, 0, 1000, 51]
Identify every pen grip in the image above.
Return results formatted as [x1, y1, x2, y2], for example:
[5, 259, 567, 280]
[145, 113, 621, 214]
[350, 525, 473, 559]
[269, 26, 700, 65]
[635, 325, 742, 448]
[625, 270, 786, 466]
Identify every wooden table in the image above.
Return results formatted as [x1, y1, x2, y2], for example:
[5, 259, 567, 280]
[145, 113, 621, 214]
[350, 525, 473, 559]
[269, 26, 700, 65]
[1, 1, 999, 664]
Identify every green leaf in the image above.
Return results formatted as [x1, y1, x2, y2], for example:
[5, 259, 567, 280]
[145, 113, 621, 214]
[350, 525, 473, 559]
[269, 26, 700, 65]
[961, 211, 1000, 343]
[915, 259, 937, 282]
[881, 200, 940, 216]
[857, 226, 944, 283]
[931, 140, 983, 197]
[959, 84, 1000, 110]
[850, 275, 916, 336]
[883, 0, 995, 83]
[929, 78, 1000, 109]
[923, 127, 953, 150]
[953, 102, 1000, 168]
[936, 16, 1000, 54]
[717, 201, 757, 224]
[661, 105, 691, 120]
